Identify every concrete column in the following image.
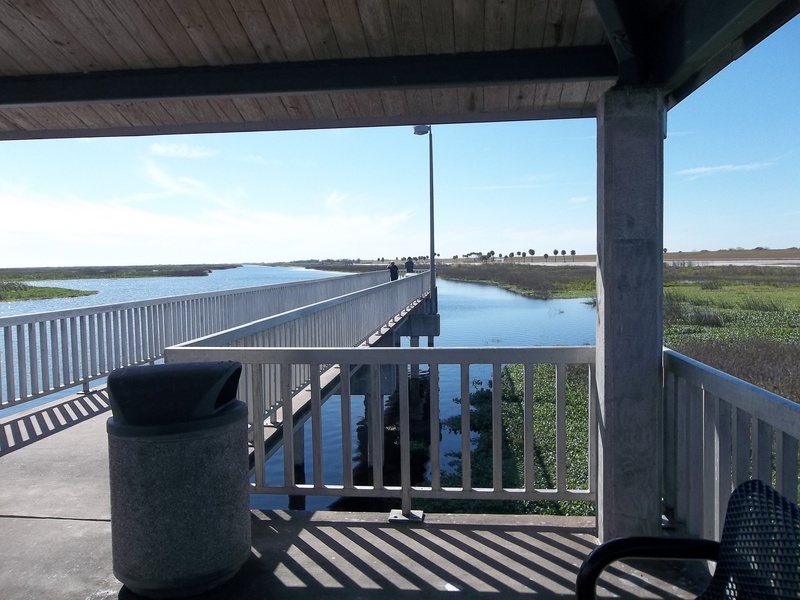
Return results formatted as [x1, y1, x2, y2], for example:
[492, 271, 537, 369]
[596, 88, 665, 541]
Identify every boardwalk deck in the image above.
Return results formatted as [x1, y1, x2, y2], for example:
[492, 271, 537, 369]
[0, 391, 711, 600]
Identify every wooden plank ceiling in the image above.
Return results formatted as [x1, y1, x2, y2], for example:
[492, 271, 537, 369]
[0, 0, 796, 140]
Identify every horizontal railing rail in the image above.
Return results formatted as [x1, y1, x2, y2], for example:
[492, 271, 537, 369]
[164, 345, 597, 515]
[166, 274, 431, 429]
[663, 348, 800, 540]
[0, 271, 389, 409]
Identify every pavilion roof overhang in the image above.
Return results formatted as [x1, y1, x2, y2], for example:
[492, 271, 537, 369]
[0, 0, 796, 140]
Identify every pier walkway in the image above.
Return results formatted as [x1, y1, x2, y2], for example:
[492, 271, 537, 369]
[0, 389, 707, 600]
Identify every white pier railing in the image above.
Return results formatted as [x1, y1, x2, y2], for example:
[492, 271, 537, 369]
[663, 348, 800, 539]
[165, 273, 432, 432]
[0, 271, 388, 409]
[164, 344, 597, 515]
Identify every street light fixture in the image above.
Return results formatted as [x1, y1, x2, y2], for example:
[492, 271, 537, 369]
[413, 124, 437, 313]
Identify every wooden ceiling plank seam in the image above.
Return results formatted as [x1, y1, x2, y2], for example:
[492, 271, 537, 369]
[231, 96, 268, 121]
[542, 0, 569, 46]
[355, 0, 397, 56]
[431, 87, 459, 115]
[585, 79, 613, 104]
[0, 110, 21, 131]
[324, 0, 370, 59]
[44, 103, 99, 129]
[532, 82, 551, 109]
[0, 20, 50, 73]
[484, 0, 517, 51]
[184, 98, 228, 123]
[420, 1, 456, 55]
[208, 98, 246, 123]
[10, 0, 101, 71]
[130, 102, 170, 126]
[379, 90, 410, 117]
[508, 83, 537, 110]
[293, 0, 343, 60]
[453, 0, 486, 52]
[262, 0, 316, 61]
[229, 0, 287, 63]
[541, 81, 564, 109]
[22, 105, 79, 129]
[198, 0, 260, 64]
[133, 0, 208, 66]
[70, 0, 158, 68]
[390, 0, 428, 55]
[158, 101, 202, 125]
[255, 95, 292, 120]
[0, 107, 48, 130]
[513, 0, 549, 49]
[168, 0, 235, 65]
[354, 90, 387, 118]
[0, 43, 30, 76]
[86, 103, 134, 128]
[405, 88, 434, 116]
[98, 0, 178, 68]
[559, 80, 591, 108]
[457, 86, 484, 113]
[555, 0, 587, 47]
[573, 0, 610, 45]
[40, 0, 126, 70]
[301, 93, 338, 120]
[483, 85, 510, 112]
[64, 104, 115, 129]
[328, 91, 360, 119]
[279, 95, 317, 119]
[0, 2, 79, 72]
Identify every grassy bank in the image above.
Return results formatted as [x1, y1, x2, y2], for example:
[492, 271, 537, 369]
[0, 282, 97, 302]
[0, 264, 241, 282]
[0, 264, 242, 302]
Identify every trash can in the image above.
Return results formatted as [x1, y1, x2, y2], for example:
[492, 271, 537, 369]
[106, 361, 251, 598]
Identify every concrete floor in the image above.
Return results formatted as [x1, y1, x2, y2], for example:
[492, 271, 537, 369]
[0, 391, 710, 600]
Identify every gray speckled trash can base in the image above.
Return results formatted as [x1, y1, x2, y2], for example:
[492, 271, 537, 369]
[107, 402, 251, 598]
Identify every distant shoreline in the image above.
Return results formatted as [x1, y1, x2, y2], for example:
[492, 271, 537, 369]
[0, 264, 242, 282]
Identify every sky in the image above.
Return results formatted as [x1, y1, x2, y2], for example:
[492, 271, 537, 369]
[1, 17, 798, 268]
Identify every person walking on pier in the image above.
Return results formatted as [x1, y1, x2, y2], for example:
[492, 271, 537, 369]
[404, 257, 414, 275]
[388, 261, 399, 281]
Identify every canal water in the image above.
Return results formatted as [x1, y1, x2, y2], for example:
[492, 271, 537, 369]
[1, 264, 596, 508]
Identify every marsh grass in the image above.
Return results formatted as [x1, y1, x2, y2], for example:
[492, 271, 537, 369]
[417, 364, 593, 515]
[436, 263, 595, 299]
[0, 282, 96, 301]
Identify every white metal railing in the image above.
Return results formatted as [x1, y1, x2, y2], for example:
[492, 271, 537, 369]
[663, 348, 800, 540]
[165, 274, 431, 429]
[163, 345, 597, 514]
[0, 271, 389, 408]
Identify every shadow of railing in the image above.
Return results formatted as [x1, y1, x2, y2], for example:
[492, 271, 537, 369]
[0, 388, 110, 457]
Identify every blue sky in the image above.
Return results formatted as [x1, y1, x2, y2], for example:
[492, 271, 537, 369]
[1, 17, 798, 268]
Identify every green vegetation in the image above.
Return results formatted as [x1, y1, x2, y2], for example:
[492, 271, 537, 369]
[0, 282, 96, 302]
[0, 264, 241, 282]
[0, 264, 241, 303]
[436, 263, 595, 299]
[418, 364, 593, 516]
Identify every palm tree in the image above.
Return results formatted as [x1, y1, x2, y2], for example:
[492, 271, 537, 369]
[561, 249, 566, 262]
[544, 253, 549, 263]
[570, 250, 576, 262]
[528, 249, 535, 261]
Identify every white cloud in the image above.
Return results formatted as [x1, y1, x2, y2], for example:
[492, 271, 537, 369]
[676, 162, 771, 179]
[324, 191, 349, 211]
[149, 142, 216, 158]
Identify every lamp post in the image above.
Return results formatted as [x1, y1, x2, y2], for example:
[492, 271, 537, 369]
[413, 124, 437, 314]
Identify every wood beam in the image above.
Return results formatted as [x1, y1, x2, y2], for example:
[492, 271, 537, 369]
[0, 47, 618, 108]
